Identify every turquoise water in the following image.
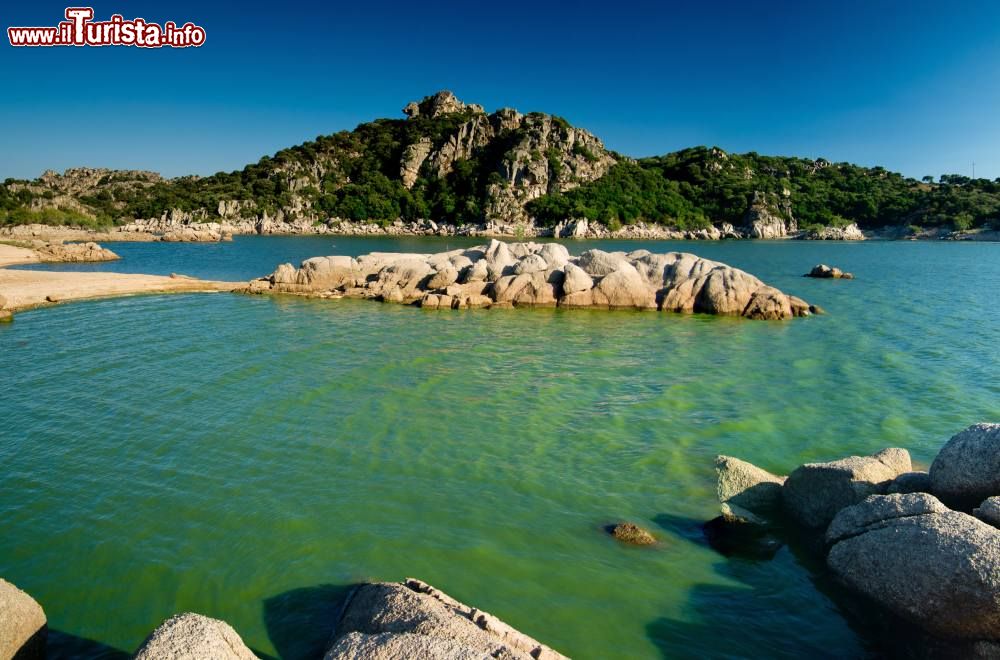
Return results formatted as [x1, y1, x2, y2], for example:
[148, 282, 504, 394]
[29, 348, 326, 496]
[2, 238, 999, 658]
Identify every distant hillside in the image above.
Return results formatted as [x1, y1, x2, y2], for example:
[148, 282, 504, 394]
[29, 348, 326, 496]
[2, 91, 998, 233]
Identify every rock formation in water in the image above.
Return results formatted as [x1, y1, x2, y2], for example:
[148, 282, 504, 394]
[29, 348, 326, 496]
[608, 523, 657, 546]
[0, 576, 567, 659]
[805, 264, 854, 279]
[709, 422, 1000, 654]
[134, 613, 257, 660]
[31, 241, 119, 263]
[327, 578, 567, 659]
[248, 240, 818, 320]
[0, 578, 47, 659]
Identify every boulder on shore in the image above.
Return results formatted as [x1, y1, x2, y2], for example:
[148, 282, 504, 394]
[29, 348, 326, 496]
[715, 455, 786, 515]
[826, 494, 1000, 641]
[326, 578, 567, 659]
[254, 240, 814, 320]
[0, 578, 47, 660]
[782, 448, 912, 528]
[133, 612, 257, 660]
[929, 423, 1000, 508]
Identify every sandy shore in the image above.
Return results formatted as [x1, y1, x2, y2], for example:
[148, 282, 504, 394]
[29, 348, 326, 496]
[0, 243, 244, 312]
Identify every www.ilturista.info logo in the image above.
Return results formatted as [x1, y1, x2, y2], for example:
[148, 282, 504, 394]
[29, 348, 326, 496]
[7, 7, 206, 48]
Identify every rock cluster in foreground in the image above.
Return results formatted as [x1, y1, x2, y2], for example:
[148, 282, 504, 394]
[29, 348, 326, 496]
[249, 240, 817, 320]
[713, 422, 1000, 652]
[0, 577, 567, 659]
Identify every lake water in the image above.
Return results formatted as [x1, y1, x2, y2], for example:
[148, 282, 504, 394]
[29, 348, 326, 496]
[2, 237, 999, 658]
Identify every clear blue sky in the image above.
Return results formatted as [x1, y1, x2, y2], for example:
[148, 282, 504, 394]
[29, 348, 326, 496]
[2, 0, 999, 181]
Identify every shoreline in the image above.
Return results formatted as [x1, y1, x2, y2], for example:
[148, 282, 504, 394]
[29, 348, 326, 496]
[0, 243, 244, 314]
[4, 220, 999, 245]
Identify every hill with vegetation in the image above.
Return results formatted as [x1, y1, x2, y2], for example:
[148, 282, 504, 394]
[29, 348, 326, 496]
[2, 92, 998, 233]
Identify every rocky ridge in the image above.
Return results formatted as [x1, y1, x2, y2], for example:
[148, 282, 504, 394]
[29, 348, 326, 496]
[247, 240, 817, 320]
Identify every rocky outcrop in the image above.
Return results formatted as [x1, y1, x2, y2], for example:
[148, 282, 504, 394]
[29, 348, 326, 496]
[326, 579, 567, 659]
[403, 91, 485, 119]
[0, 578, 46, 660]
[251, 241, 816, 320]
[802, 223, 865, 241]
[133, 612, 257, 660]
[159, 227, 232, 242]
[608, 523, 657, 546]
[826, 494, 1000, 642]
[929, 423, 1000, 508]
[708, 425, 1000, 652]
[782, 448, 912, 528]
[805, 264, 854, 279]
[17, 240, 120, 263]
[742, 191, 796, 239]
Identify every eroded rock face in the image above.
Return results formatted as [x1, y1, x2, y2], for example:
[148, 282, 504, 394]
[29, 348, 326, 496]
[929, 423, 1000, 508]
[826, 494, 1000, 641]
[0, 578, 46, 660]
[253, 241, 813, 320]
[133, 612, 257, 660]
[782, 448, 912, 528]
[326, 579, 567, 660]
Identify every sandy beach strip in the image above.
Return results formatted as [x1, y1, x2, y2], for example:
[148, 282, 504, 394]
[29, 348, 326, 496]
[0, 244, 244, 312]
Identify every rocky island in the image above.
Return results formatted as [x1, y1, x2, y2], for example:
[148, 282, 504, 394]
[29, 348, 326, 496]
[247, 240, 819, 320]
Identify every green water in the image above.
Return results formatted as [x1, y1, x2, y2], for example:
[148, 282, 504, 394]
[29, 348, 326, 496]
[2, 238, 999, 658]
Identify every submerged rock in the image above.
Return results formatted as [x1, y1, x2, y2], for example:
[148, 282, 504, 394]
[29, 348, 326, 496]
[326, 578, 567, 659]
[703, 505, 783, 560]
[255, 241, 813, 320]
[608, 522, 657, 546]
[826, 494, 1000, 641]
[0, 578, 46, 660]
[782, 448, 912, 528]
[929, 423, 1000, 508]
[133, 612, 257, 660]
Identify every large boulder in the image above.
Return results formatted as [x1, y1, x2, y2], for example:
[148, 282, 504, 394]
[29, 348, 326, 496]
[492, 273, 557, 307]
[742, 286, 793, 320]
[929, 423, 1000, 508]
[0, 578, 46, 660]
[560, 262, 592, 295]
[782, 448, 912, 528]
[133, 613, 257, 660]
[826, 494, 1000, 641]
[589, 264, 657, 310]
[575, 249, 630, 276]
[326, 579, 566, 660]
[715, 455, 786, 514]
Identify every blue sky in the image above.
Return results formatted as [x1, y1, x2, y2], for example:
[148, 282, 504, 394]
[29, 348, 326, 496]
[2, 0, 999, 180]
